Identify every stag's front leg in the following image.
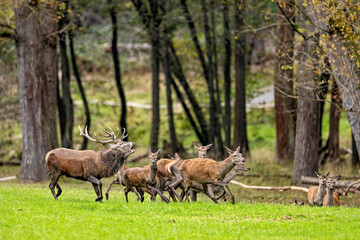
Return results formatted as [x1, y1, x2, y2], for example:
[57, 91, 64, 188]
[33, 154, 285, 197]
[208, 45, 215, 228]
[88, 176, 103, 202]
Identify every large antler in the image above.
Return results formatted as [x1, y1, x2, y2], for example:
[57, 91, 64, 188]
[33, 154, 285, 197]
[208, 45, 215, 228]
[79, 125, 115, 144]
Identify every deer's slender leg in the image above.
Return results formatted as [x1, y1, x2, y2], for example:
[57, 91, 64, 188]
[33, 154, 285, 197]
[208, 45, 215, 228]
[88, 176, 103, 202]
[147, 184, 170, 203]
[124, 187, 130, 203]
[105, 179, 119, 200]
[202, 184, 219, 204]
[55, 184, 62, 198]
[189, 190, 197, 202]
[49, 172, 62, 200]
[212, 180, 234, 204]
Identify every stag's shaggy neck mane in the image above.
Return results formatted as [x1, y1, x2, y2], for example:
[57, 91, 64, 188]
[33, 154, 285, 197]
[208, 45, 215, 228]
[99, 149, 127, 178]
[217, 156, 236, 180]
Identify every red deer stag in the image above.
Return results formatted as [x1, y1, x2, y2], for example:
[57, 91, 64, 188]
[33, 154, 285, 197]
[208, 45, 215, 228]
[45, 126, 135, 202]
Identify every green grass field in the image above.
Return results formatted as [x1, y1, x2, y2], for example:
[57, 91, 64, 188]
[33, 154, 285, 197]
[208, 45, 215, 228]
[1, 181, 360, 240]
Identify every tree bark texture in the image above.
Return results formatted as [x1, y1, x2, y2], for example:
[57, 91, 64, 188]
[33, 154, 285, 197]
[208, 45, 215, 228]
[109, 0, 127, 138]
[352, 132, 359, 166]
[222, 0, 231, 147]
[58, 0, 73, 149]
[328, 81, 341, 163]
[41, 0, 59, 149]
[68, 30, 91, 150]
[233, 0, 249, 155]
[274, 0, 295, 163]
[14, 0, 51, 182]
[292, 4, 320, 184]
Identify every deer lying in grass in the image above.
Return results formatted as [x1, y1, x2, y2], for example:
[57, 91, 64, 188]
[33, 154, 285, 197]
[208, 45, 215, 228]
[323, 175, 341, 207]
[307, 171, 330, 206]
[123, 149, 170, 203]
[193, 142, 213, 158]
[45, 126, 135, 202]
[179, 146, 246, 204]
[292, 198, 305, 206]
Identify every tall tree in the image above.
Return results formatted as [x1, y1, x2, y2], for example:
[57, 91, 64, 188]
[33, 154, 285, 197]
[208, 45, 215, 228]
[352, 133, 359, 166]
[109, 0, 127, 138]
[233, 0, 249, 155]
[41, 0, 59, 150]
[58, 0, 73, 148]
[292, 2, 320, 184]
[132, 0, 162, 150]
[328, 81, 341, 163]
[274, 0, 295, 163]
[14, 0, 52, 182]
[222, 0, 231, 147]
[68, 29, 91, 149]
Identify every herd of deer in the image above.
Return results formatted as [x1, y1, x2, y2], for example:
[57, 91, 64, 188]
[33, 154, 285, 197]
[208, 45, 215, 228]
[45, 126, 341, 206]
[45, 126, 250, 204]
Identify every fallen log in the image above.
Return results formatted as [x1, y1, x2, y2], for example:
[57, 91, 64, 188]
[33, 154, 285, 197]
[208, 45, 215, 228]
[301, 176, 360, 189]
[230, 180, 309, 193]
[0, 176, 16, 181]
[345, 180, 360, 196]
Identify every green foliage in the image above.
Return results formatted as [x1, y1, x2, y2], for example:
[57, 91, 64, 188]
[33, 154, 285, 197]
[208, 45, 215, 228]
[0, 183, 360, 240]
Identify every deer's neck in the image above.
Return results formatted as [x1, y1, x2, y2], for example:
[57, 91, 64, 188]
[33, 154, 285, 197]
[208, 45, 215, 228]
[100, 149, 124, 177]
[314, 183, 326, 204]
[149, 164, 157, 186]
[325, 188, 334, 206]
[223, 167, 238, 183]
[218, 157, 235, 179]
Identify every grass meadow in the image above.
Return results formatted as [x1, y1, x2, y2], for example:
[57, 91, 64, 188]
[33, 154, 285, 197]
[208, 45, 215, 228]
[1, 180, 360, 240]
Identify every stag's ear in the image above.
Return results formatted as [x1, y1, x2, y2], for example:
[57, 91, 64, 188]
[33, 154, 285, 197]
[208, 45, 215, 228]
[148, 148, 152, 155]
[192, 141, 200, 148]
[325, 171, 330, 177]
[156, 149, 161, 155]
[224, 146, 234, 155]
[314, 171, 320, 178]
[335, 175, 341, 181]
[205, 143, 213, 150]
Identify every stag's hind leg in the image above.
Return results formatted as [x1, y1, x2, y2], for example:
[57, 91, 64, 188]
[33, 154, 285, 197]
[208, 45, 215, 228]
[49, 172, 62, 200]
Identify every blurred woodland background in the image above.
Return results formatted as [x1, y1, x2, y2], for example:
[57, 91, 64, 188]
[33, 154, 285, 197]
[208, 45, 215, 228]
[0, 0, 360, 187]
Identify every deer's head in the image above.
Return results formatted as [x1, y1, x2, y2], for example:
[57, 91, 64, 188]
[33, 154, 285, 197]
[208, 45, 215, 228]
[148, 148, 161, 166]
[326, 175, 341, 190]
[79, 126, 135, 158]
[315, 171, 329, 186]
[193, 141, 213, 158]
[224, 146, 246, 165]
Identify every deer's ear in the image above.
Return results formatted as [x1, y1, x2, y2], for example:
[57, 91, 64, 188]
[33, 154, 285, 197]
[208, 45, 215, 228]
[293, 198, 298, 204]
[335, 175, 341, 181]
[156, 149, 161, 155]
[224, 146, 234, 155]
[174, 153, 181, 159]
[314, 171, 320, 178]
[235, 146, 241, 153]
[192, 141, 200, 148]
[325, 171, 330, 177]
[205, 143, 213, 150]
[148, 148, 151, 155]
[300, 202, 305, 206]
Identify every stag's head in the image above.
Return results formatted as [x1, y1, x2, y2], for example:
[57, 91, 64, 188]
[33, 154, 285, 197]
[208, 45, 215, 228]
[148, 148, 161, 165]
[79, 126, 135, 158]
[193, 141, 213, 158]
[326, 175, 341, 190]
[315, 171, 329, 186]
[224, 146, 246, 165]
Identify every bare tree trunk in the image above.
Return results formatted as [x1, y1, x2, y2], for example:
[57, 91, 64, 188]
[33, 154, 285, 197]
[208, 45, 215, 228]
[292, 4, 320, 184]
[14, 0, 51, 182]
[222, 0, 231, 147]
[58, 0, 73, 149]
[274, 0, 295, 163]
[233, 0, 249, 155]
[109, 0, 127, 138]
[68, 30, 91, 150]
[41, 0, 59, 150]
[318, 70, 329, 150]
[328, 81, 341, 163]
[352, 132, 359, 166]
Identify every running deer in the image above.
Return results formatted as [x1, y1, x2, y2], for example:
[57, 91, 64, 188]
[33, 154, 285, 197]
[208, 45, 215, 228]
[307, 171, 330, 206]
[193, 142, 213, 158]
[123, 149, 170, 203]
[323, 175, 341, 207]
[45, 126, 135, 202]
[179, 146, 246, 204]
